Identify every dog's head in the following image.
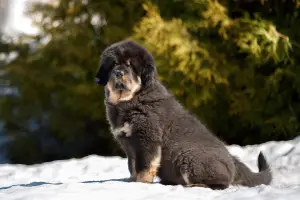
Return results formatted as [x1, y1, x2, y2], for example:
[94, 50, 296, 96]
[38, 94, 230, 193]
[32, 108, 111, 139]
[95, 40, 157, 105]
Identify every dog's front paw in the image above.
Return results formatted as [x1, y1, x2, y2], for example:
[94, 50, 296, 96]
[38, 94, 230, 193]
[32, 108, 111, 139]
[136, 173, 154, 183]
[135, 168, 157, 183]
[129, 174, 137, 182]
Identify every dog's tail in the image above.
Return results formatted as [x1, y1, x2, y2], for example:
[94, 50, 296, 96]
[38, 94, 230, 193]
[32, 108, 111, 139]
[232, 151, 272, 187]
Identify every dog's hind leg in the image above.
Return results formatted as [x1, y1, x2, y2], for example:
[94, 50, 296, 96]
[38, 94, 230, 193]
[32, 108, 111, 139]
[181, 157, 235, 190]
[182, 172, 231, 190]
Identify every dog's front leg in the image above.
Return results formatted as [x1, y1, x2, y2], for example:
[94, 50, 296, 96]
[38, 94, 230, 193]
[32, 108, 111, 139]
[135, 144, 161, 183]
[128, 156, 137, 181]
[132, 128, 162, 183]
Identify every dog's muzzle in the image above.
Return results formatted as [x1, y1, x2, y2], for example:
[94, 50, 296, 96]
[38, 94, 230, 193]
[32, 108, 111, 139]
[114, 70, 124, 78]
[115, 82, 126, 90]
[111, 70, 128, 91]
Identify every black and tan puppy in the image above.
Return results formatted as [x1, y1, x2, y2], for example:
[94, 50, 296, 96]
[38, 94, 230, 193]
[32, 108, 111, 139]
[95, 40, 272, 189]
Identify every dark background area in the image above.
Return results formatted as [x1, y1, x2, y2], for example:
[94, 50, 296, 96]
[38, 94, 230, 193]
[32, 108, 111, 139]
[0, 0, 299, 165]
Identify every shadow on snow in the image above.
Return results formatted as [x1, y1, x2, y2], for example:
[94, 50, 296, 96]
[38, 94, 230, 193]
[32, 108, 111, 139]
[0, 178, 131, 190]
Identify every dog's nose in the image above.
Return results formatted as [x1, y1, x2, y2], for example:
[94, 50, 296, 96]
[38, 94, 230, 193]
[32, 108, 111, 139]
[115, 82, 125, 90]
[114, 70, 124, 78]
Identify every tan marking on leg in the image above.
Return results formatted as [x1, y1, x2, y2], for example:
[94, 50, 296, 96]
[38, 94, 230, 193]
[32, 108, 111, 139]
[135, 146, 162, 183]
[182, 172, 209, 188]
[151, 146, 162, 169]
[135, 169, 156, 183]
[182, 173, 190, 185]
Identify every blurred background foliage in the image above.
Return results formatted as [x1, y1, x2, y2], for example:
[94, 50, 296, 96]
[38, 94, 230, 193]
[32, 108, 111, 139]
[0, 0, 300, 164]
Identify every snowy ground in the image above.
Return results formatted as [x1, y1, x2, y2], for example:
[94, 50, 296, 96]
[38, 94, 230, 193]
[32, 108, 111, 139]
[0, 137, 300, 200]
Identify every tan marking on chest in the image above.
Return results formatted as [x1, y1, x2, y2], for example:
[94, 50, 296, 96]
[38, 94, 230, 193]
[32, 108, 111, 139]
[111, 122, 132, 138]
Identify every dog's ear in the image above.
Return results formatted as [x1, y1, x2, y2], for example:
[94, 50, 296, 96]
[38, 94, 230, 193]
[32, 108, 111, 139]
[139, 48, 157, 88]
[122, 40, 157, 88]
[95, 56, 114, 86]
[140, 62, 156, 87]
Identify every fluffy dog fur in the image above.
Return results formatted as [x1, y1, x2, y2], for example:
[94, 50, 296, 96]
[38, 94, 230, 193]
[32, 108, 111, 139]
[95, 40, 272, 189]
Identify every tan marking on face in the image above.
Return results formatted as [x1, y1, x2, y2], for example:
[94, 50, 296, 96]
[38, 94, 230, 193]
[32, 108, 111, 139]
[122, 74, 130, 83]
[119, 76, 141, 101]
[106, 81, 121, 105]
[105, 75, 141, 104]
[111, 122, 132, 138]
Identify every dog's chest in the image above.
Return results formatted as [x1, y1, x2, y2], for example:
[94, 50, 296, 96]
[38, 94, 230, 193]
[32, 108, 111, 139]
[110, 122, 132, 138]
[107, 107, 136, 139]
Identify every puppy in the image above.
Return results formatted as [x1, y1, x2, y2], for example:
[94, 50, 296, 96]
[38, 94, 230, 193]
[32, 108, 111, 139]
[95, 40, 272, 189]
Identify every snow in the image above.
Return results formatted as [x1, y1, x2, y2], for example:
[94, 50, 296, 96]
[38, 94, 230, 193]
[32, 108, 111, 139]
[0, 136, 300, 200]
[2, 1, 300, 199]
